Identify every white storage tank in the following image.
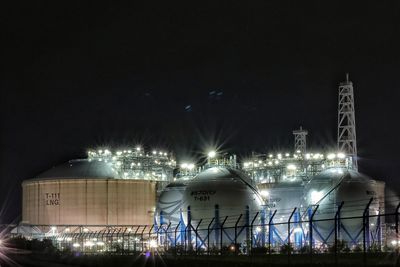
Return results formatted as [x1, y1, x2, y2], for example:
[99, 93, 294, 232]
[156, 181, 187, 226]
[303, 168, 385, 245]
[182, 167, 264, 247]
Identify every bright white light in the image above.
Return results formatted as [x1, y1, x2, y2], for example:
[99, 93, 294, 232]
[269, 154, 273, 158]
[305, 154, 311, 159]
[84, 241, 94, 247]
[187, 163, 195, 170]
[73, 243, 80, 248]
[181, 163, 188, 169]
[293, 227, 302, 233]
[255, 226, 262, 233]
[153, 150, 157, 155]
[208, 151, 216, 158]
[285, 153, 290, 157]
[277, 154, 282, 159]
[51, 226, 57, 231]
[66, 237, 72, 242]
[136, 146, 141, 151]
[260, 190, 269, 197]
[116, 151, 122, 156]
[296, 150, 301, 154]
[287, 164, 296, 170]
[391, 240, 398, 246]
[311, 190, 323, 204]
[337, 153, 345, 159]
[149, 239, 158, 248]
[97, 241, 105, 246]
[327, 153, 336, 160]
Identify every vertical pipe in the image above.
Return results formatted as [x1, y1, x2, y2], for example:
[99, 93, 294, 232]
[214, 205, 220, 248]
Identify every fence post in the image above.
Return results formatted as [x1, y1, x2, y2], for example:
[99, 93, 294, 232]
[250, 212, 259, 254]
[245, 205, 250, 254]
[134, 227, 140, 252]
[141, 226, 147, 252]
[261, 208, 266, 248]
[363, 198, 373, 267]
[174, 222, 181, 256]
[396, 203, 400, 255]
[288, 207, 297, 264]
[268, 210, 277, 255]
[220, 216, 228, 252]
[363, 198, 373, 251]
[148, 225, 154, 252]
[184, 224, 189, 254]
[207, 218, 215, 255]
[187, 206, 192, 251]
[309, 205, 319, 263]
[165, 222, 171, 251]
[195, 219, 203, 254]
[335, 201, 344, 266]
[234, 214, 243, 254]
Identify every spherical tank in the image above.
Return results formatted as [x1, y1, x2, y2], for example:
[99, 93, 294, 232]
[22, 159, 157, 226]
[156, 181, 187, 226]
[182, 167, 264, 246]
[259, 182, 304, 239]
[304, 168, 385, 244]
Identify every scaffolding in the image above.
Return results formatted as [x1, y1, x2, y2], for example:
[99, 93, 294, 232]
[88, 147, 176, 182]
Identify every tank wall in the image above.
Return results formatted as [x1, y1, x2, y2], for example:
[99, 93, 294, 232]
[22, 179, 156, 226]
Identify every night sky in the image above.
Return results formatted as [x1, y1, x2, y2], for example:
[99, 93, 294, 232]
[1, 2, 400, 223]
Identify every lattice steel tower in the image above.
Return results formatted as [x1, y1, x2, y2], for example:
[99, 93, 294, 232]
[293, 126, 308, 153]
[337, 73, 358, 170]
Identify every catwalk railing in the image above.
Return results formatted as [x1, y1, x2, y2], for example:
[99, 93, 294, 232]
[15, 199, 400, 260]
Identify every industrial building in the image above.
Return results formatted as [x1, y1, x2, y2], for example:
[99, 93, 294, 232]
[16, 75, 393, 254]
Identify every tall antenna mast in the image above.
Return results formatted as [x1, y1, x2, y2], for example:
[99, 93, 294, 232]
[338, 73, 358, 170]
[293, 126, 308, 153]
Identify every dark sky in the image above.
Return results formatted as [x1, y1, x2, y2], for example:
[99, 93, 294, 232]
[1, 2, 400, 223]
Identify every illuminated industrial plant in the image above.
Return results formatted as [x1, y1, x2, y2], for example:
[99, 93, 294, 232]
[13, 75, 394, 256]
